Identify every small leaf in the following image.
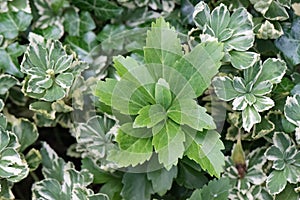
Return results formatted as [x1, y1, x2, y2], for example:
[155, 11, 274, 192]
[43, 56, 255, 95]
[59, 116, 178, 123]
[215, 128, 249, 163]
[40, 142, 65, 181]
[155, 78, 172, 109]
[212, 76, 239, 101]
[32, 179, 64, 200]
[242, 106, 261, 132]
[255, 58, 287, 84]
[0, 10, 32, 39]
[25, 148, 42, 171]
[266, 170, 287, 195]
[253, 96, 274, 112]
[229, 51, 259, 70]
[0, 74, 18, 95]
[133, 104, 167, 128]
[193, 1, 210, 29]
[12, 118, 39, 152]
[285, 95, 300, 126]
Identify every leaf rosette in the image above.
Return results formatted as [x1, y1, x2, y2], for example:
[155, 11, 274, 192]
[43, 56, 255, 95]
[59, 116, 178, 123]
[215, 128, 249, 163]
[193, 2, 258, 70]
[21, 33, 84, 102]
[95, 17, 225, 177]
[213, 58, 287, 132]
[265, 132, 300, 195]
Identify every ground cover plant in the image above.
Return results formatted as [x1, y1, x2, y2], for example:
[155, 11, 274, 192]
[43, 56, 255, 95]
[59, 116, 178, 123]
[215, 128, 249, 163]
[1, 0, 300, 199]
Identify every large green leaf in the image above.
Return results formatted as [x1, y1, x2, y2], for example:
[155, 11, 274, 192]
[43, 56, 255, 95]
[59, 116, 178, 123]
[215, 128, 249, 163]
[0, 10, 32, 39]
[147, 166, 177, 196]
[144, 17, 183, 67]
[172, 41, 223, 97]
[168, 98, 216, 131]
[185, 130, 225, 178]
[188, 178, 231, 200]
[152, 120, 185, 169]
[121, 173, 152, 200]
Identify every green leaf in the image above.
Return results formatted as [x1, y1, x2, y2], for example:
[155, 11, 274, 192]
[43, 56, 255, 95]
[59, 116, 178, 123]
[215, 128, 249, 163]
[0, 10, 32, 39]
[144, 17, 183, 67]
[275, 183, 300, 200]
[152, 120, 185, 169]
[42, 84, 65, 102]
[168, 98, 216, 131]
[185, 130, 225, 178]
[0, 74, 18, 95]
[275, 17, 300, 66]
[193, 1, 210, 29]
[72, 0, 123, 20]
[12, 118, 39, 152]
[108, 126, 153, 167]
[147, 166, 177, 196]
[113, 55, 141, 80]
[229, 51, 259, 70]
[121, 173, 152, 200]
[32, 179, 64, 200]
[155, 78, 172, 109]
[256, 20, 283, 39]
[63, 8, 95, 36]
[242, 106, 261, 132]
[0, 43, 26, 78]
[0, 147, 29, 182]
[176, 158, 208, 189]
[133, 104, 167, 128]
[172, 41, 223, 98]
[255, 58, 287, 84]
[209, 3, 231, 38]
[253, 96, 274, 112]
[75, 115, 115, 160]
[40, 142, 65, 182]
[250, 0, 290, 20]
[81, 157, 117, 184]
[21, 34, 75, 101]
[25, 148, 42, 171]
[212, 76, 239, 101]
[189, 178, 231, 200]
[266, 170, 287, 195]
[285, 95, 300, 126]
[29, 101, 56, 119]
[95, 78, 117, 108]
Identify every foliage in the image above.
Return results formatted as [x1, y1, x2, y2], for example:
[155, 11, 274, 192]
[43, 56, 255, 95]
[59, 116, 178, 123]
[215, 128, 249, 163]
[0, 0, 300, 199]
